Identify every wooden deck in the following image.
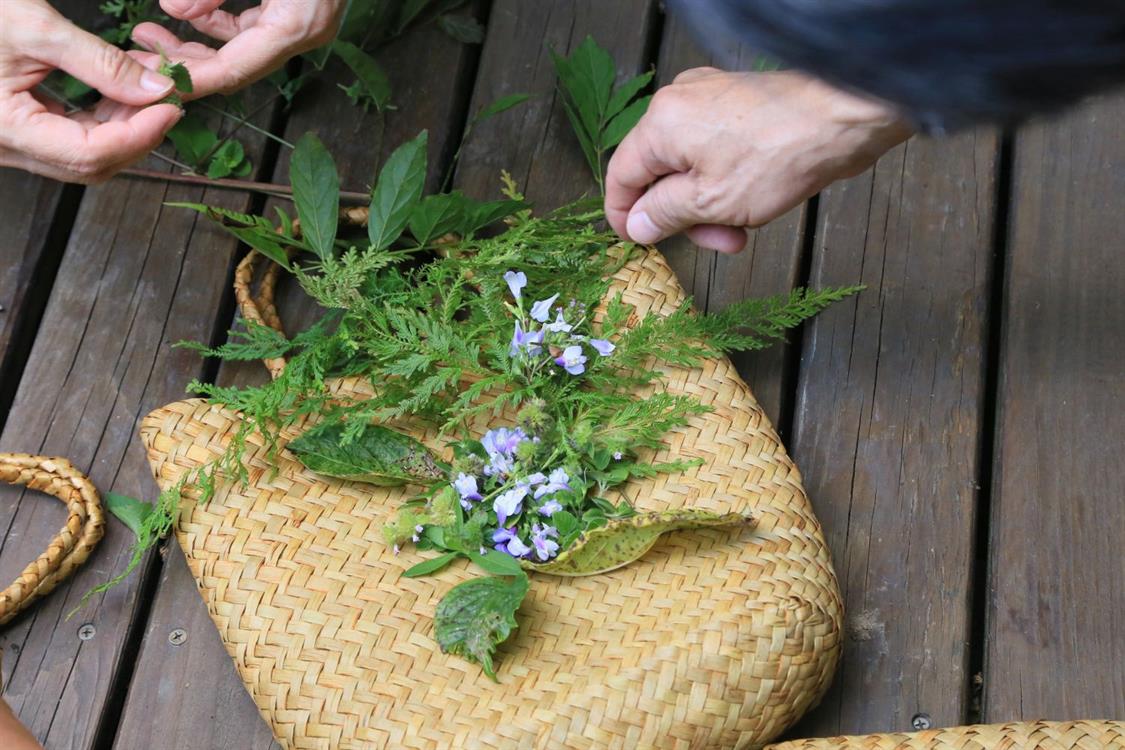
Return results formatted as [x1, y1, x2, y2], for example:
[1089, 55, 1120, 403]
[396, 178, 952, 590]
[1, 2, 1122, 747]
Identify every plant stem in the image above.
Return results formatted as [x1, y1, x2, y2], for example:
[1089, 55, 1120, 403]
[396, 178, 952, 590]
[118, 167, 371, 203]
[196, 98, 294, 149]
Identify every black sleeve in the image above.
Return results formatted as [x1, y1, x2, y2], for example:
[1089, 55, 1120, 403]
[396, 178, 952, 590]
[667, 0, 1125, 133]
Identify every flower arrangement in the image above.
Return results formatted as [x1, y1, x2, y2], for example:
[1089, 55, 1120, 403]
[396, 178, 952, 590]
[90, 39, 861, 678]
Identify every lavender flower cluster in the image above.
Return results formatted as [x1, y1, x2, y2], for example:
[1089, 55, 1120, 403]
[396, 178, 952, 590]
[503, 271, 614, 375]
[451, 426, 571, 562]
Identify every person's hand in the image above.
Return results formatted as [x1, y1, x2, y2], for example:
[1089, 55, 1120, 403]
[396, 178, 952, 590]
[0, 0, 182, 183]
[131, 1, 347, 99]
[605, 68, 914, 254]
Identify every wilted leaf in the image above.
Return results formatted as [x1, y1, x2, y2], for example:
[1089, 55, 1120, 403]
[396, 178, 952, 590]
[434, 574, 529, 680]
[524, 508, 755, 576]
[288, 421, 443, 486]
[290, 133, 340, 259]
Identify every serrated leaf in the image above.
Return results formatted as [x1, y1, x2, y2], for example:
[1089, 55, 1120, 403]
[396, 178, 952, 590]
[288, 421, 443, 486]
[523, 508, 755, 576]
[403, 551, 461, 577]
[434, 574, 529, 680]
[226, 226, 292, 269]
[472, 93, 532, 125]
[166, 112, 217, 167]
[605, 69, 652, 120]
[331, 40, 392, 112]
[105, 493, 153, 538]
[205, 139, 246, 179]
[290, 133, 339, 259]
[437, 13, 484, 43]
[602, 95, 650, 148]
[368, 131, 428, 250]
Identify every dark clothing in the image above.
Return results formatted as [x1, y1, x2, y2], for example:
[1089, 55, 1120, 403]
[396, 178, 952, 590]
[669, 0, 1125, 133]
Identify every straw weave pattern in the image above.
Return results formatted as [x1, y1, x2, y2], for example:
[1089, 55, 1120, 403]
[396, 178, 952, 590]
[0, 453, 104, 626]
[140, 248, 843, 749]
[767, 720, 1125, 749]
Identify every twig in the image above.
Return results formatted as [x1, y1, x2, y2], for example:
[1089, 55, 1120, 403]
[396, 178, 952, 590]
[119, 167, 370, 203]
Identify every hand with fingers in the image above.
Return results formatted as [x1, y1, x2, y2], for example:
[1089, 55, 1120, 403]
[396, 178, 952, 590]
[131, 0, 348, 99]
[604, 68, 914, 254]
[0, 0, 182, 183]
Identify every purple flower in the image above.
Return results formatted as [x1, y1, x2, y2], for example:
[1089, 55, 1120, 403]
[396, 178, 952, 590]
[530, 293, 559, 323]
[533, 467, 571, 500]
[494, 485, 528, 526]
[544, 311, 573, 333]
[554, 345, 587, 375]
[530, 523, 560, 561]
[613, 451, 623, 461]
[520, 472, 546, 487]
[452, 473, 482, 509]
[482, 427, 527, 461]
[509, 321, 544, 357]
[491, 526, 532, 557]
[589, 338, 616, 356]
[504, 270, 527, 300]
[538, 498, 563, 516]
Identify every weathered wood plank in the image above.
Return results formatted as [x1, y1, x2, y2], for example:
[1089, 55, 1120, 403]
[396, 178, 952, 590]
[456, 0, 659, 207]
[787, 130, 999, 735]
[112, 21, 481, 750]
[654, 16, 806, 425]
[983, 96, 1125, 721]
[0, 104, 277, 748]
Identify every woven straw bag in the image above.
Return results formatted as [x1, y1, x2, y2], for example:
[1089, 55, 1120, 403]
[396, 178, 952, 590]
[141, 240, 845, 749]
[768, 720, 1125, 749]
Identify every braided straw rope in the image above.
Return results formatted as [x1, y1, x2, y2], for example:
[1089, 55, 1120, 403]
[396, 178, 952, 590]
[0, 453, 104, 626]
[766, 720, 1125, 749]
[141, 240, 844, 749]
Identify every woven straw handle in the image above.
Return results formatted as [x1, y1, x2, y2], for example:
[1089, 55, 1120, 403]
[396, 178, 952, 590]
[233, 206, 370, 380]
[0, 453, 104, 627]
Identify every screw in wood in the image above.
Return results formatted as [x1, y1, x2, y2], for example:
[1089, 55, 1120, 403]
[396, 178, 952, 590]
[168, 628, 188, 646]
[77, 623, 96, 641]
[911, 713, 932, 730]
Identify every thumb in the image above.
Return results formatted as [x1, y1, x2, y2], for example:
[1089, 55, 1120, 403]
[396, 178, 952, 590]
[624, 173, 704, 245]
[40, 23, 175, 106]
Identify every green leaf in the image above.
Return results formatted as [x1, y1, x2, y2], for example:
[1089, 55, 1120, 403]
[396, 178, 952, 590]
[434, 574, 529, 680]
[408, 192, 468, 246]
[604, 69, 652, 120]
[205, 139, 247, 180]
[437, 13, 484, 44]
[166, 112, 217, 167]
[331, 40, 392, 112]
[403, 551, 461, 577]
[368, 131, 428, 250]
[468, 549, 526, 577]
[288, 421, 443, 486]
[472, 93, 532, 125]
[394, 0, 433, 33]
[105, 492, 154, 538]
[602, 95, 650, 148]
[226, 226, 293, 269]
[290, 133, 340, 260]
[524, 508, 755, 576]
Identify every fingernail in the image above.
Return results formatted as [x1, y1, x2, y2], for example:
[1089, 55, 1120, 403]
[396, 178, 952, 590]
[141, 70, 175, 93]
[626, 211, 661, 244]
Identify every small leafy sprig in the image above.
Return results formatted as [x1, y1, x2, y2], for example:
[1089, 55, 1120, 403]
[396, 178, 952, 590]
[552, 36, 653, 191]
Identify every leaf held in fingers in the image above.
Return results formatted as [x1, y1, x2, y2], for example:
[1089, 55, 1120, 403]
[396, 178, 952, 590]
[434, 574, 529, 680]
[369, 131, 429, 250]
[523, 508, 755, 576]
[291, 133, 340, 260]
[288, 421, 443, 486]
[105, 493, 154, 538]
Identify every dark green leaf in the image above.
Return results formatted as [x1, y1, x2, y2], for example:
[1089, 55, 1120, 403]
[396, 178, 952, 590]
[288, 421, 443, 486]
[556, 94, 599, 178]
[290, 133, 340, 259]
[226, 226, 292, 269]
[472, 93, 533, 125]
[463, 198, 527, 234]
[603, 95, 651, 148]
[605, 69, 652, 120]
[205, 139, 247, 180]
[166, 112, 217, 167]
[368, 131, 428, 250]
[468, 550, 526, 577]
[105, 492, 154, 538]
[331, 40, 392, 112]
[338, 0, 396, 43]
[394, 0, 433, 33]
[403, 551, 461, 577]
[434, 574, 529, 680]
[437, 13, 484, 44]
[408, 193, 469, 246]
